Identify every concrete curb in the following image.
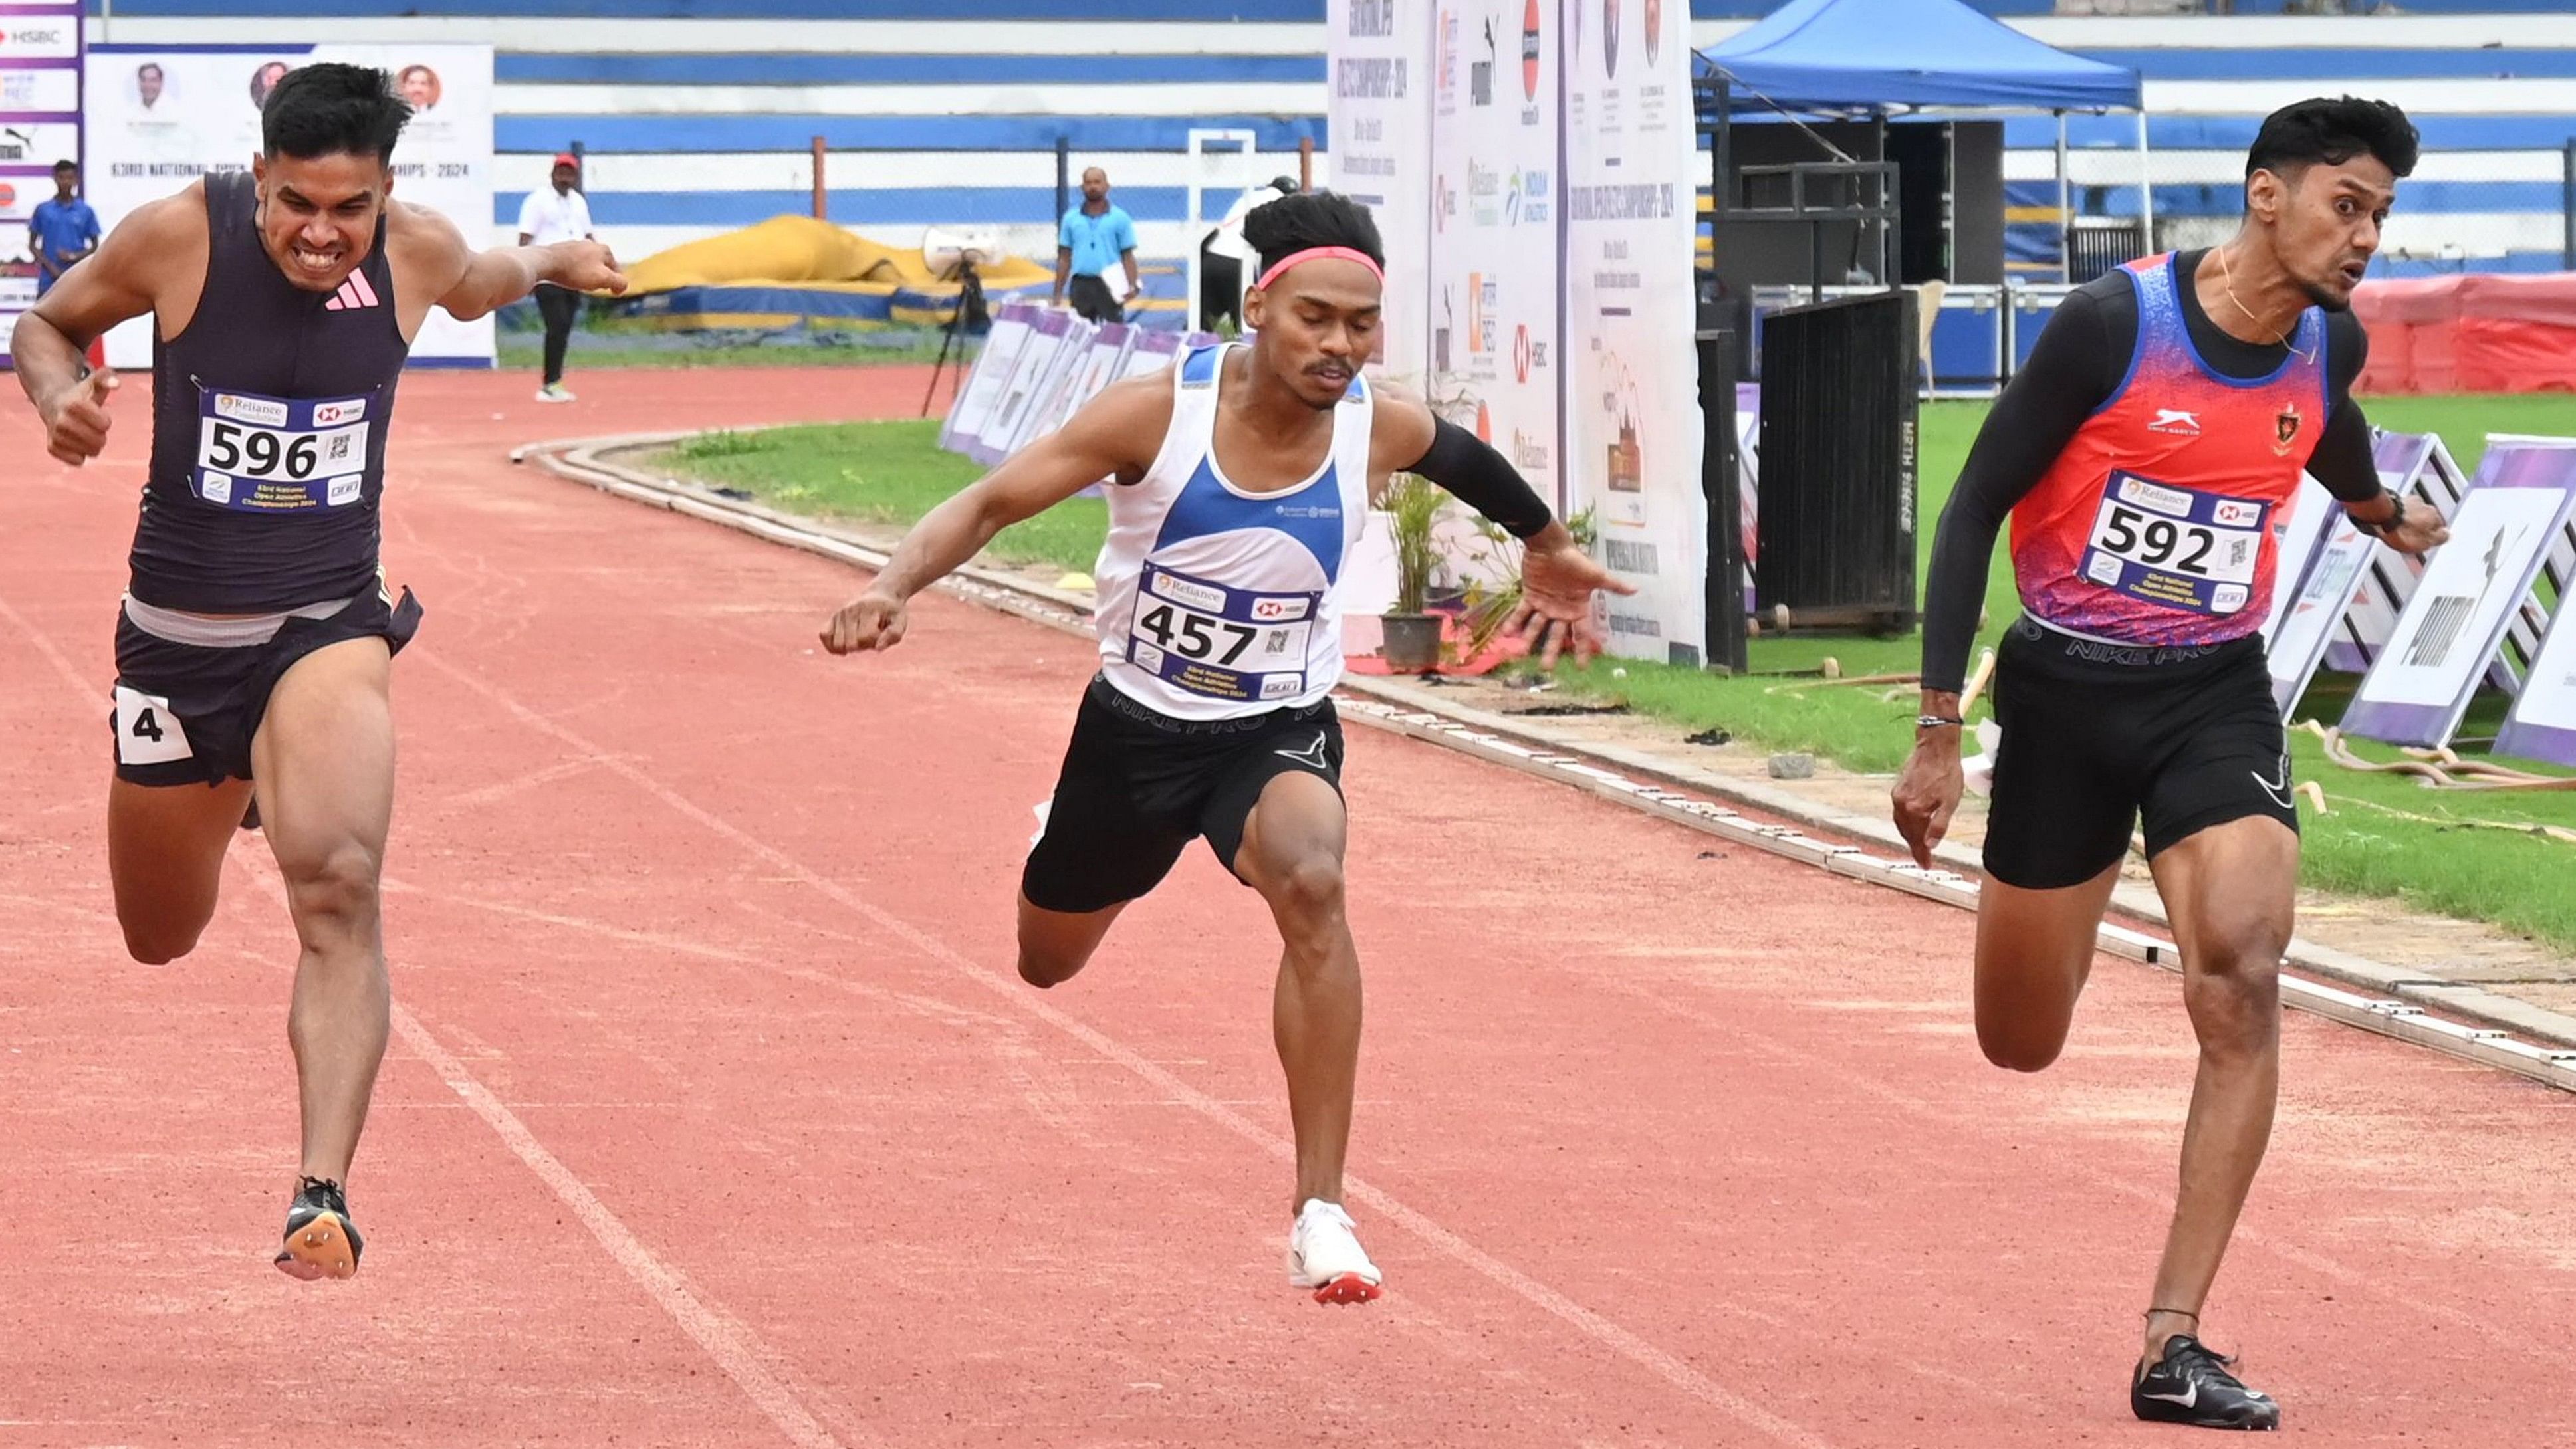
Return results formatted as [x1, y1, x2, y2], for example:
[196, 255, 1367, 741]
[511, 433, 2576, 1091]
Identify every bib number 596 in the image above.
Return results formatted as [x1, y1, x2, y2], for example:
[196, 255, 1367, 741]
[1137, 602, 1256, 665]
[205, 420, 320, 480]
[2097, 504, 2216, 574]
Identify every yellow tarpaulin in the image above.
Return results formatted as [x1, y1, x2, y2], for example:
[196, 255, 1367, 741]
[622, 215, 1052, 297]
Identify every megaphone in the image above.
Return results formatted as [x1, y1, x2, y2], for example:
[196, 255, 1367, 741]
[923, 226, 1002, 277]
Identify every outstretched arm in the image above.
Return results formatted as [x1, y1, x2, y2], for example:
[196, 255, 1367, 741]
[392, 201, 626, 326]
[1369, 382, 1634, 667]
[820, 374, 1169, 655]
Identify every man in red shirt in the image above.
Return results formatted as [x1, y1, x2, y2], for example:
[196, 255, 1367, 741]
[1895, 97, 2446, 1430]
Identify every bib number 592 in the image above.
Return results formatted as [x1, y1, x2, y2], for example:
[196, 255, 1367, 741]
[2098, 504, 2216, 574]
[205, 420, 320, 479]
[1137, 602, 1256, 665]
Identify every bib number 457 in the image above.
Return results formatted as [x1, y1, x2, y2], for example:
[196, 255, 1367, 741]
[1137, 602, 1257, 665]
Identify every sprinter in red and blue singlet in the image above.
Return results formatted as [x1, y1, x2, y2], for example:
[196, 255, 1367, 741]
[1892, 99, 2448, 1430]
[14, 64, 623, 1281]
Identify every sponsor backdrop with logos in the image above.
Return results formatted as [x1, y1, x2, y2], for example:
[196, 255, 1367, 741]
[1425, 0, 1562, 530]
[1326, 0, 1433, 382]
[1340, 0, 1704, 663]
[0, 1, 86, 354]
[1564, 0, 1701, 661]
[82, 44, 496, 368]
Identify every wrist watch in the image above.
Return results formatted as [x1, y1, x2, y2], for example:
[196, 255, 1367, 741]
[2367, 490, 2407, 538]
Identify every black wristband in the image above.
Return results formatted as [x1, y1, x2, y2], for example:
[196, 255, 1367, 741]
[1409, 416, 1554, 539]
[2358, 489, 2406, 538]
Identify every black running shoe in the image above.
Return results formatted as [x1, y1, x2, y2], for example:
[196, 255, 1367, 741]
[2132, 1334, 2279, 1430]
[275, 1176, 364, 1281]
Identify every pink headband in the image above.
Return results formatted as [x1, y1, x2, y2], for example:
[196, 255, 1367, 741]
[1253, 246, 1385, 292]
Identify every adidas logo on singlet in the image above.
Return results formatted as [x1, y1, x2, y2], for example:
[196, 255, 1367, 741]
[324, 271, 381, 312]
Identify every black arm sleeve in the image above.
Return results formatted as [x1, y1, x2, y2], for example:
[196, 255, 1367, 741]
[1919, 290, 2119, 695]
[2307, 311, 2377, 504]
[1409, 415, 1554, 539]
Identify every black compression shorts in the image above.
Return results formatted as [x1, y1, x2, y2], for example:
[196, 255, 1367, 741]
[1982, 615, 2298, 891]
[109, 587, 422, 788]
[1022, 674, 1346, 915]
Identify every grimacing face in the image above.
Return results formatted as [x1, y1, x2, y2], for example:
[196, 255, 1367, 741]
[1244, 257, 1381, 409]
[252, 150, 390, 294]
[2251, 152, 2396, 313]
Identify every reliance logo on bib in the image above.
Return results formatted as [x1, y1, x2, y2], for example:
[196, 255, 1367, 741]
[213, 394, 290, 427]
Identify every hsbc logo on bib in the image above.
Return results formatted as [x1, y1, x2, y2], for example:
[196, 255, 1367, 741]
[312, 399, 367, 426]
[2212, 500, 2264, 529]
[1251, 597, 1312, 623]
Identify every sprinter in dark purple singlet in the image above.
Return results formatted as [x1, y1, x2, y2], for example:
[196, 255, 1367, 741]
[12, 64, 624, 1280]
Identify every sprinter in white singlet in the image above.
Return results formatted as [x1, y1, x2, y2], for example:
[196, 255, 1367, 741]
[823, 191, 1629, 1304]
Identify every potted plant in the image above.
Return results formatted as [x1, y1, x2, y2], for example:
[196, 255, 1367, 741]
[1459, 505, 1598, 663]
[1379, 471, 1447, 673]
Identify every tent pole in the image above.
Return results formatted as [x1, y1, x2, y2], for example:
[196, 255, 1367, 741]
[2135, 109, 2153, 258]
[1875, 112, 1889, 286]
[2055, 110, 2071, 284]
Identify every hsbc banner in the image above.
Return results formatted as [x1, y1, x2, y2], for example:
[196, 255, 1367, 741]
[1563, 0, 1702, 663]
[84, 43, 495, 367]
[0, 1, 84, 354]
[1326, 0, 1433, 380]
[1426, 0, 1560, 514]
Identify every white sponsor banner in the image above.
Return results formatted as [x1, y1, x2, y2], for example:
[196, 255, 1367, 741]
[1326, 0, 1433, 380]
[0, 122, 81, 181]
[1564, 0, 1701, 662]
[85, 43, 495, 367]
[970, 304, 1080, 466]
[2496, 590, 2576, 766]
[939, 302, 1036, 455]
[2263, 434, 2440, 717]
[1426, 0, 1560, 517]
[0, 19, 79, 64]
[0, 66, 76, 113]
[1005, 316, 1096, 456]
[2341, 447, 2576, 748]
[1047, 320, 1136, 434]
[0, 0, 80, 351]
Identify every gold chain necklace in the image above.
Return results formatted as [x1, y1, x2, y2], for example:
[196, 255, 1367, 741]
[2218, 244, 2317, 364]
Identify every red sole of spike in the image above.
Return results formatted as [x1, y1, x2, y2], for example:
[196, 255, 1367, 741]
[1311, 1274, 1383, 1305]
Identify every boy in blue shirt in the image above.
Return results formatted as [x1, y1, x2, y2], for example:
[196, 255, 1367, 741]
[29, 160, 100, 296]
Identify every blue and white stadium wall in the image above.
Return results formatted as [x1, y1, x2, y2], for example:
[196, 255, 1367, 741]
[88, 1, 2576, 304]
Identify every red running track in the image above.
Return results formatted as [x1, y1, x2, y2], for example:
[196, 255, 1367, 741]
[1, 368, 2569, 1448]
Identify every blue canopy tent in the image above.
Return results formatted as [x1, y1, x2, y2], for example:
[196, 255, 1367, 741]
[1696, 0, 2145, 281]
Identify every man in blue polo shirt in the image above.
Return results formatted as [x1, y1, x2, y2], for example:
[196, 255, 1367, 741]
[29, 160, 100, 296]
[1053, 166, 1138, 324]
